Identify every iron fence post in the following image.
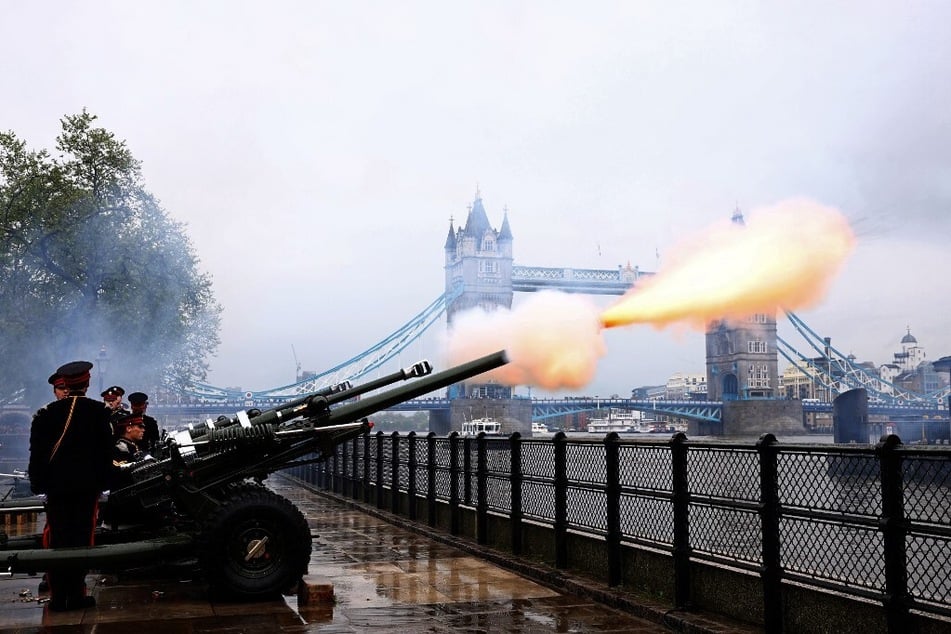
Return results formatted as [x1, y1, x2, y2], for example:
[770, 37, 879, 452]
[605, 432, 622, 586]
[877, 434, 909, 633]
[477, 432, 488, 545]
[554, 431, 568, 569]
[510, 432, 523, 555]
[331, 450, 339, 494]
[427, 432, 437, 526]
[757, 433, 783, 632]
[362, 431, 371, 504]
[463, 436, 473, 506]
[346, 437, 354, 499]
[339, 434, 352, 496]
[671, 431, 691, 608]
[449, 431, 461, 535]
[408, 431, 418, 521]
[352, 436, 360, 500]
[375, 430, 385, 510]
[391, 431, 401, 515]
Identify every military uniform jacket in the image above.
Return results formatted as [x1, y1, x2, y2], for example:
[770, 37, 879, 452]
[28, 396, 113, 496]
[113, 437, 139, 465]
[140, 414, 160, 452]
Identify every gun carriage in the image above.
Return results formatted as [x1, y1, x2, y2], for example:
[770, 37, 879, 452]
[0, 351, 508, 599]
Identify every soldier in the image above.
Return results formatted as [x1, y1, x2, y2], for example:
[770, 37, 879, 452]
[101, 385, 125, 409]
[112, 413, 145, 466]
[111, 413, 144, 489]
[101, 385, 129, 436]
[127, 392, 160, 453]
[36, 372, 70, 593]
[106, 413, 162, 526]
[48, 373, 69, 401]
[28, 361, 113, 612]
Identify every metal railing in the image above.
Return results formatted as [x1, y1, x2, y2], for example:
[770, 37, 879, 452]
[288, 431, 951, 631]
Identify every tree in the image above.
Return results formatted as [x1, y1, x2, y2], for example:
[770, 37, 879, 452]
[0, 111, 220, 407]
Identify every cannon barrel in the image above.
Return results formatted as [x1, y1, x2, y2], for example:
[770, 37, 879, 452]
[185, 379, 352, 438]
[261, 378, 352, 414]
[174, 351, 506, 450]
[317, 350, 508, 427]
[240, 360, 435, 429]
[187, 362, 432, 438]
[317, 360, 433, 410]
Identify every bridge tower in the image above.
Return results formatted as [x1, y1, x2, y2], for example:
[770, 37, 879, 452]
[704, 207, 780, 401]
[443, 189, 513, 399]
[705, 312, 779, 401]
[444, 189, 514, 326]
[438, 190, 530, 433]
[702, 207, 803, 435]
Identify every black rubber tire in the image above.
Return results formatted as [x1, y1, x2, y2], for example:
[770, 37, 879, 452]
[198, 488, 311, 600]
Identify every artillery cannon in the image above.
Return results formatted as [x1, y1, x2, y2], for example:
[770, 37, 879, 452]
[0, 350, 508, 599]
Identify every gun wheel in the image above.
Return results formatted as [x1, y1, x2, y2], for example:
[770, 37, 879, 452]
[198, 488, 311, 600]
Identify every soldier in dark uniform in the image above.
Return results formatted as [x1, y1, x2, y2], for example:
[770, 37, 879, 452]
[37, 372, 70, 593]
[28, 361, 113, 612]
[48, 373, 69, 401]
[105, 413, 160, 527]
[101, 385, 129, 437]
[127, 392, 160, 453]
[110, 414, 144, 494]
[112, 414, 145, 466]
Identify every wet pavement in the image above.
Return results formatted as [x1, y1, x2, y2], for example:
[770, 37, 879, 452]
[0, 479, 754, 633]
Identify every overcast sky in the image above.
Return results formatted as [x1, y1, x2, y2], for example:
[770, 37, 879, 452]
[3, 2, 950, 397]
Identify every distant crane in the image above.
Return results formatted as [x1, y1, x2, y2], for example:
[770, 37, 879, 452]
[291, 344, 302, 382]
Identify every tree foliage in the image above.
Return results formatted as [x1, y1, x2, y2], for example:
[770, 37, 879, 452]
[0, 111, 220, 407]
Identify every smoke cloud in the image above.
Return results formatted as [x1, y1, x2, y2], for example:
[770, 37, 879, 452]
[446, 199, 855, 391]
[445, 292, 605, 390]
[601, 199, 855, 328]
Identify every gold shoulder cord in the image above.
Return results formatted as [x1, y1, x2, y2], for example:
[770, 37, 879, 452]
[49, 396, 78, 463]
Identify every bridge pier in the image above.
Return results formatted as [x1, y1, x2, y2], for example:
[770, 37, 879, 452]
[429, 409, 451, 436]
[833, 388, 868, 443]
[717, 399, 805, 437]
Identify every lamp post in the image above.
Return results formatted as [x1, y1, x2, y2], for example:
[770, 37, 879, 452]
[97, 346, 109, 394]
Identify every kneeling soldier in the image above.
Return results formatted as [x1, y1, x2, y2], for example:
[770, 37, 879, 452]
[127, 392, 160, 453]
[113, 414, 146, 466]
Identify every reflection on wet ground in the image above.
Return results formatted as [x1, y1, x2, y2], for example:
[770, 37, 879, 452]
[0, 479, 744, 632]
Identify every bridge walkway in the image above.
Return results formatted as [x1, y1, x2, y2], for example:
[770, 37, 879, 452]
[0, 478, 757, 633]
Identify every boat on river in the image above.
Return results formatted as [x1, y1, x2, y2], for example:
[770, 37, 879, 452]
[587, 409, 650, 434]
[531, 421, 551, 435]
[461, 417, 504, 437]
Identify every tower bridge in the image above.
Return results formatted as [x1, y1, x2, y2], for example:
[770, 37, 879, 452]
[3, 192, 948, 437]
[151, 192, 948, 437]
[107, 194, 948, 423]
